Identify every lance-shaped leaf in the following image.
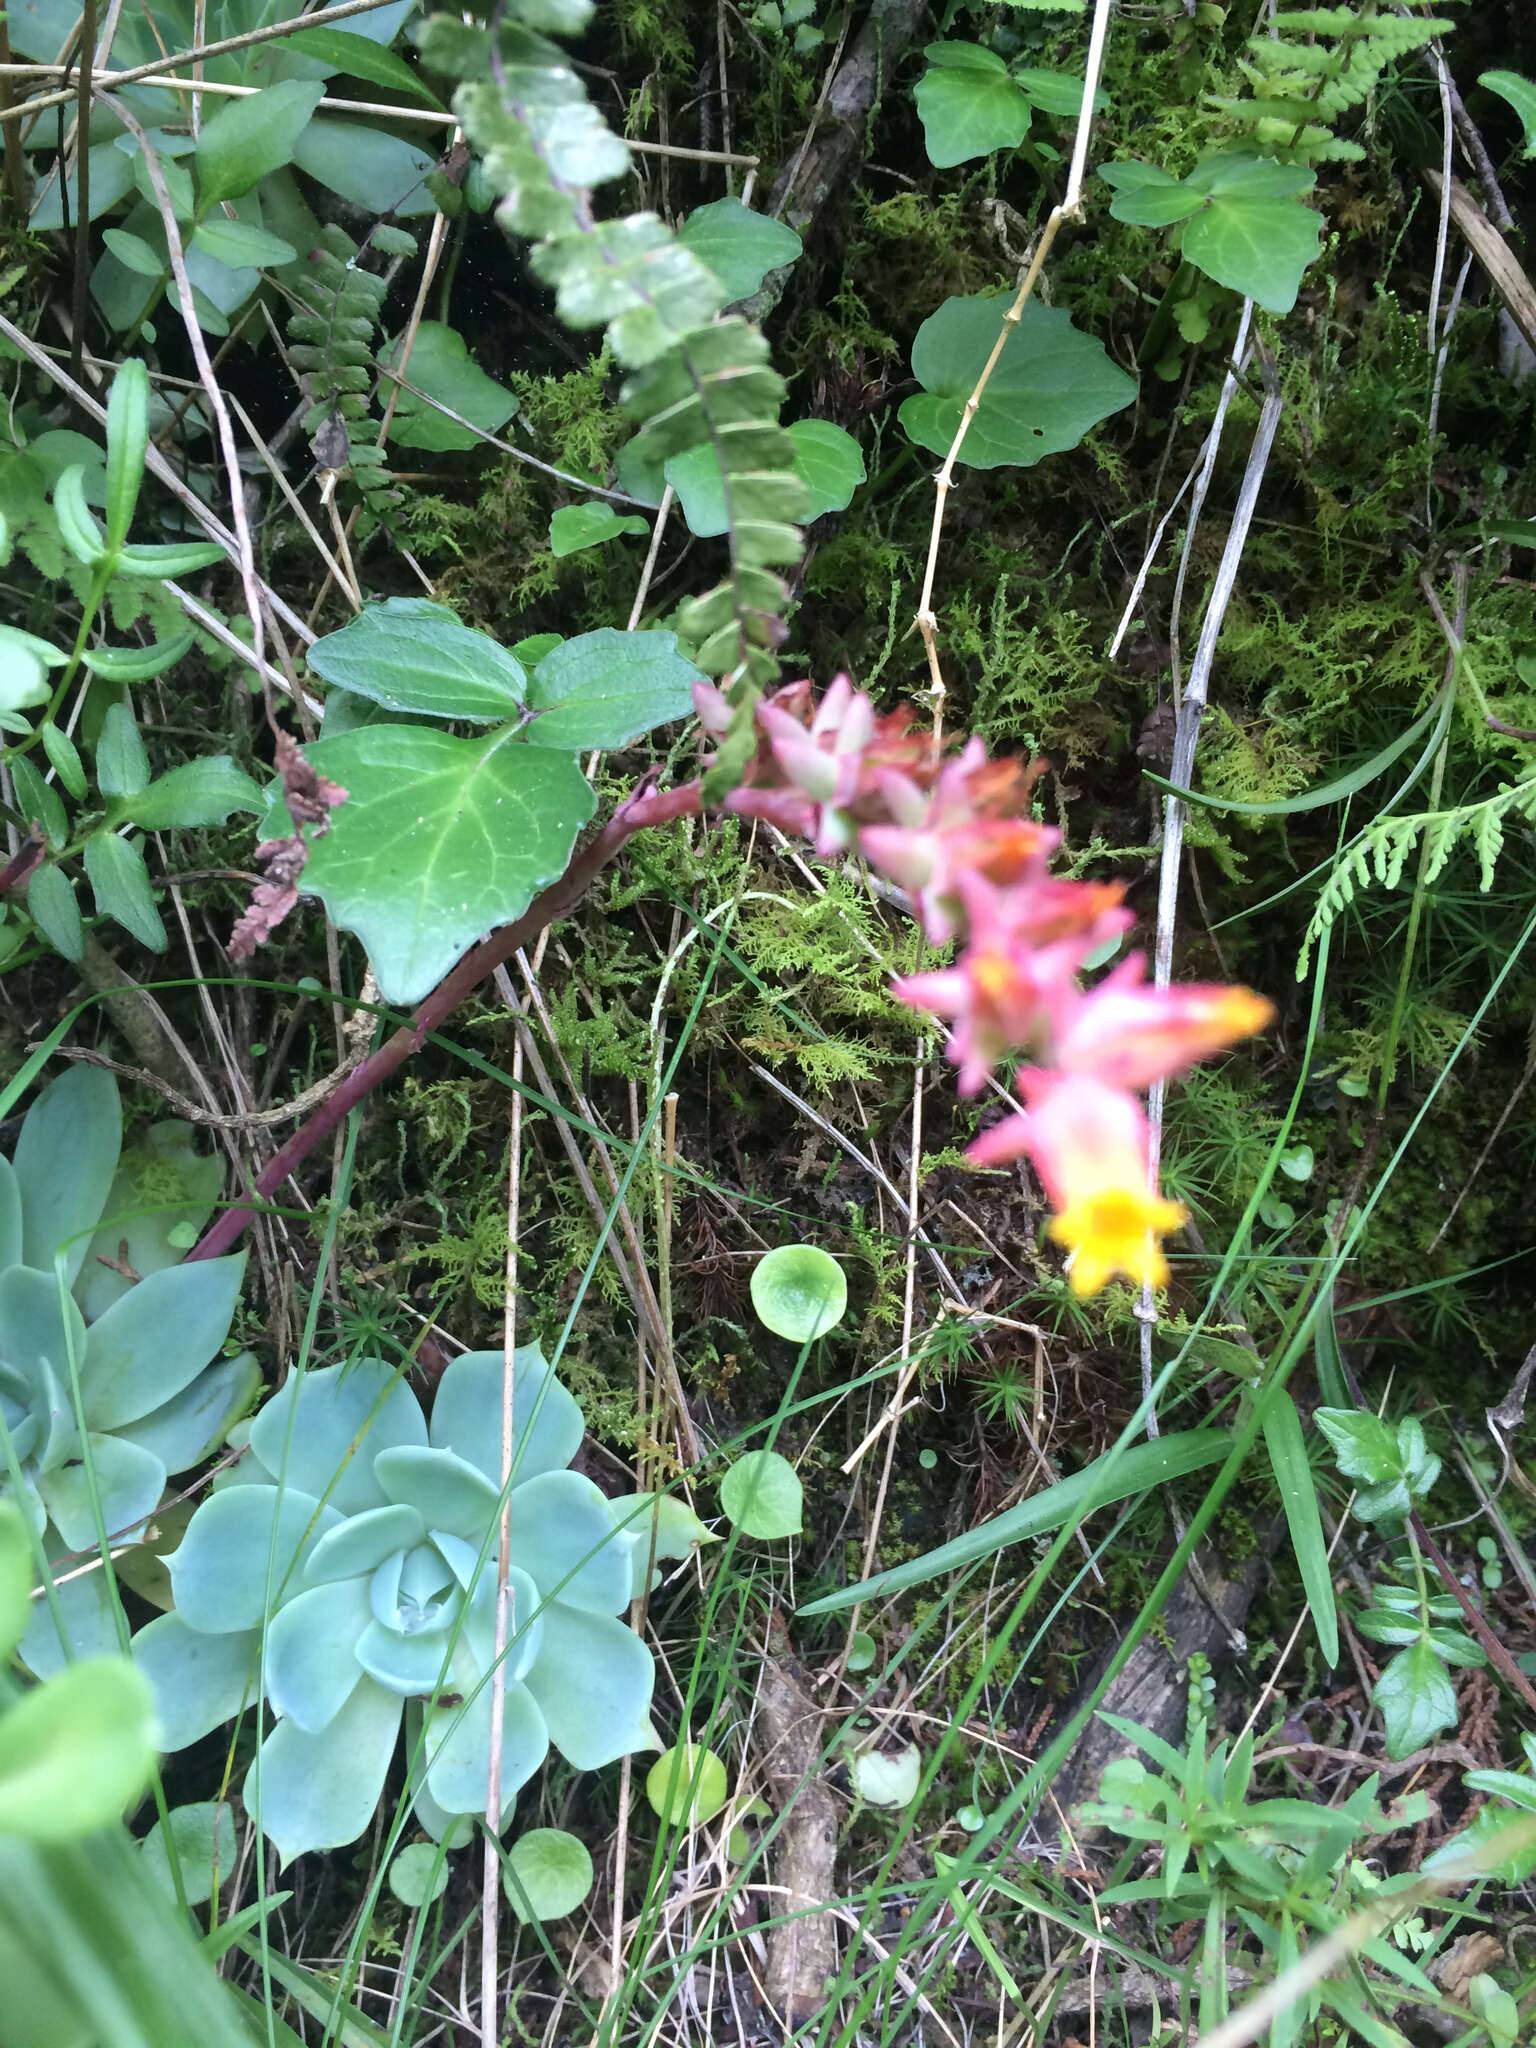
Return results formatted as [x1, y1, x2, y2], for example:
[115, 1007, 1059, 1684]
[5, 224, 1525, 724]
[307, 598, 528, 722]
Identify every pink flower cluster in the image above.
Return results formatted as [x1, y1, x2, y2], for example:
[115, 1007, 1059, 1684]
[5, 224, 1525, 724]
[697, 675, 1273, 1296]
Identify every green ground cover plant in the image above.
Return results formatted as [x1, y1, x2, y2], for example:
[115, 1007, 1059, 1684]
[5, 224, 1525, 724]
[1, 0, 1536, 2040]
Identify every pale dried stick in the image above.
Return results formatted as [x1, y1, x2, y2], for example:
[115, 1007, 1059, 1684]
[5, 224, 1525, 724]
[1136, 345, 1283, 1432]
[1, 0, 408, 124]
[1165, 302, 1256, 702]
[109, 102, 268, 671]
[481, 1034, 526, 2048]
[912, 0, 1115, 707]
[626, 484, 675, 630]
[846, 1054, 928, 1483]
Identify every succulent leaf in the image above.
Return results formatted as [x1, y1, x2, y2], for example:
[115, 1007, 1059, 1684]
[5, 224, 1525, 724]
[503, 1470, 636, 1614]
[521, 1604, 656, 1768]
[132, 1614, 261, 1749]
[1, 1072, 248, 1673]
[246, 1358, 427, 1513]
[264, 1578, 373, 1730]
[121, 1351, 261, 1475]
[250, 1675, 403, 1866]
[0, 1266, 88, 1412]
[169, 1484, 342, 1633]
[135, 1338, 655, 1856]
[73, 1121, 224, 1321]
[35, 1433, 165, 1551]
[78, 1255, 246, 1430]
[0, 1158, 21, 1269]
[372, 1443, 503, 1537]
[428, 1345, 584, 1483]
[304, 1501, 427, 1583]
[12, 1067, 121, 1286]
[424, 1680, 547, 1817]
[17, 1540, 120, 1673]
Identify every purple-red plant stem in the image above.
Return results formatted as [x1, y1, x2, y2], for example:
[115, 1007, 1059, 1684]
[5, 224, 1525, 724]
[0, 832, 45, 893]
[188, 778, 704, 1265]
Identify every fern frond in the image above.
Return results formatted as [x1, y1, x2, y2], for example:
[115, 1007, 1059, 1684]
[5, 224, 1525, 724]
[1299, 771, 1536, 975]
[284, 221, 413, 518]
[1220, 3, 1458, 165]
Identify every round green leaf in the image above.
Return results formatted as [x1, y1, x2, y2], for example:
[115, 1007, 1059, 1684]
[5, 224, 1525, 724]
[507, 1835, 598, 1925]
[0, 1656, 157, 1838]
[389, 1841, 450, 1908]
[503, 1828, 595, 1922]
[750, 1244, 847, 1340]
[845, 1629, 877, 1674]
[900, 294, 1137, 470]
[914, 44, 1031, 168]
[141, 1800, 238, 1905]
[1278, 1144, 1314, 1183]
[849, 1743, 922, 1808]
[646, 1744, 728, 1827]
[676, 197, 802, 301]
[719, 1450, 803, 1540]
[260, 725, 595, 1005]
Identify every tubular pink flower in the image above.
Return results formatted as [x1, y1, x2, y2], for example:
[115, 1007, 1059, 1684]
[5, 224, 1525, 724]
[891, 874, 1132, 1093]
[967, 1072, 1188, 1296]
[861, 742, 1060, 942]
[1053, 957, 1275, 1090]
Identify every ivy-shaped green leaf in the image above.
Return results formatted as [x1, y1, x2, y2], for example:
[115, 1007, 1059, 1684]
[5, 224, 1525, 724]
[914, 44, 1032, 168]
[1101, 155, 1322, 313]
[675, 196, 803, 301]
[899, 293, 1137, 469]
[261, 726, 596, 1004]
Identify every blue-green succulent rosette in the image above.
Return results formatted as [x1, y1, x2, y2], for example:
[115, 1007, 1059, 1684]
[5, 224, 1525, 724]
[0, 1067, 253, 1674]
[133, 1350, 657, 1862]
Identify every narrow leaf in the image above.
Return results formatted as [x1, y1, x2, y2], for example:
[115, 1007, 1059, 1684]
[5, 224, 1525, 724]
[104, 358, 149, 550]
[797, 1429, 1231, 1613]
[1262, 1389, 1338, 1668]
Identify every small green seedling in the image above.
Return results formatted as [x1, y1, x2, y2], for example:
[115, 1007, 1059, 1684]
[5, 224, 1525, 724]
[647, 1743, 729, 1827]
[502, 1829, 593, 1923]
[750, 1244, 847, 1340]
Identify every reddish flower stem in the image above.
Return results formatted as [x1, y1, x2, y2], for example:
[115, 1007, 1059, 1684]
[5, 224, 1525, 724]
[0, 832, 45, 894]
[188, 778, 704, 1265]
